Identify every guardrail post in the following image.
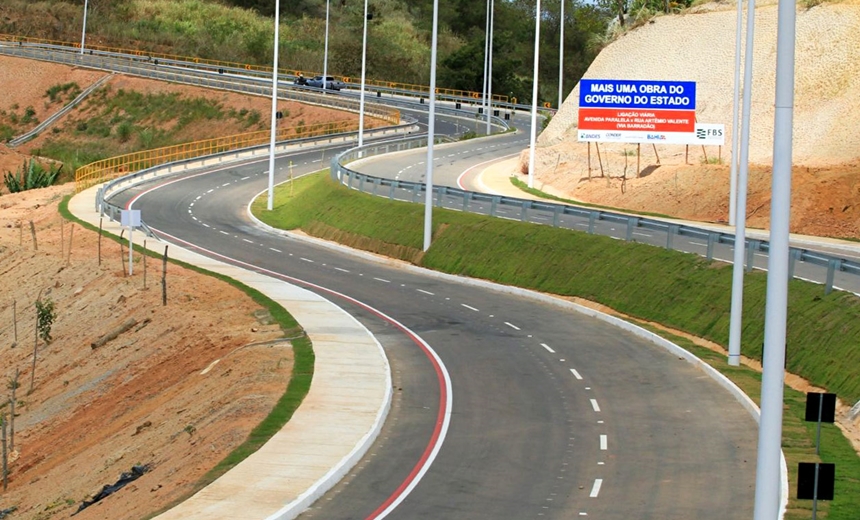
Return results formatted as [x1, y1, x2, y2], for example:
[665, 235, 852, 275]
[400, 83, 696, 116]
[746, 239, 759, 273]
[707, 232, 717, 261]
[825, 259, 841, 295]
[625, 217, 639, 242]
[437, 187, 446, 207]
[95, 188, 102, 213]
[490, 196, 501, 217]
[389, 182, 396, 200]
[372, 178, 381, 196]
[412, 184, 420, 203]
[666, 225, 679, 250]
[588, 212, 597, 234]
[552, 205, 561, 227]
[463, 192, 471, 212]
[788, 248, 801, 280]
[521, 201, 530, 222]
[359, 175, 366, 193]
[348, 170, 355, 189]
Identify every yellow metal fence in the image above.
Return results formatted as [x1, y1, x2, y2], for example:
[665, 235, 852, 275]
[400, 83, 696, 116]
[75, 119, 358, 193]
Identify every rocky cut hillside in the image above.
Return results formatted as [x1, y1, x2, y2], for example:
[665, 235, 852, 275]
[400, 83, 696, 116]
[521, 0, 860, 238]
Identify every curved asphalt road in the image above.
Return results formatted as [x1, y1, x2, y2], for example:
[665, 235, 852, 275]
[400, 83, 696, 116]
[112, 136, 758, 518]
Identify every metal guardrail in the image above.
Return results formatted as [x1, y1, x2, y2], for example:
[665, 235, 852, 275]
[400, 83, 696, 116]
[0, 43, 400, 126]
[95, 121, 420, 231]
[0, 34, 511, 106]
[331, 140, 860, 295]
[3, 39, 522, 131]
[8, 72, 114, 147]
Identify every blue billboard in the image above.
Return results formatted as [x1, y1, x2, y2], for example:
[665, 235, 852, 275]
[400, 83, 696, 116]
[579, 79, 696, 110]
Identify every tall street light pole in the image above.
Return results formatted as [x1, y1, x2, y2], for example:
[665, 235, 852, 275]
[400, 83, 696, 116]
[558, 0, 564, 109]
[753, 0, 795, 516]
[729, 0, 744, 226]
[267, 0, 281, 211]
[358, 0, 369, 148]
[728, 0, 756, 366]
[80, 0, 89, 55]
[482, 0, 491, 133]
[423, 0, 440, 252]
[527, 0, 542, 189]
[486, 0, 494, 137]
[323, 0, 330, 86]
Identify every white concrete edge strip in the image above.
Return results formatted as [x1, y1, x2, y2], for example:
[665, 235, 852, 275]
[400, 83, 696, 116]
[69, 187, 394, 520]
[247, 204, 789, 519]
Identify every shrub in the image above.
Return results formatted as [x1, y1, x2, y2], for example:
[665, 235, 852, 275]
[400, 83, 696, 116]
[3, 159, 62, 193]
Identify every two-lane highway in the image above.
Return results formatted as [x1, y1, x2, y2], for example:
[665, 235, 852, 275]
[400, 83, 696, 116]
[111, 139, 758, 518]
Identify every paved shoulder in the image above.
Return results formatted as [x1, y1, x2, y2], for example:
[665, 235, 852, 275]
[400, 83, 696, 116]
[68, 187, 391, 520]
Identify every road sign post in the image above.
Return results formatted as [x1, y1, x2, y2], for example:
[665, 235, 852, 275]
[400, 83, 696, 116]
[120, 209, 141, 276]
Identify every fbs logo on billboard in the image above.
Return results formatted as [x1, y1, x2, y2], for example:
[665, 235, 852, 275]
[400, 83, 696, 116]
[697, 127, 724, 140]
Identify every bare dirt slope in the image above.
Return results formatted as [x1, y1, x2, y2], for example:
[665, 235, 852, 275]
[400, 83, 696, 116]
[0, 185, 291, 519]
[0, 53, 376, 180]
[524, 1, 860, 238]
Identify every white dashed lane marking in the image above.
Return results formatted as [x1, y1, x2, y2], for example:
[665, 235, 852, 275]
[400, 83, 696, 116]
[570, 369, 583, 380]
[504, 322, 521, 331]
[300, 257, 314, 263]
[590, 479, 603, 498]
[417, 289, 435, 296]
[269, 248, 282, 253]
[541, 343, 555, 353]
[590, 399, 601, 412]
[461, 304, 479, 312]
[374, 277, 391, 283]
[335, 267, 350, 273]
[600, 435, 608, 450]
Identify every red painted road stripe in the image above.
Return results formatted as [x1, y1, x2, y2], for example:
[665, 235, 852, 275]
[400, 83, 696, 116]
[126, 176, 452, 517]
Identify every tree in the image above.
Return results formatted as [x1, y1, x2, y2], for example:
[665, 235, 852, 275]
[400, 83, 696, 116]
[35, 298, 56, 345]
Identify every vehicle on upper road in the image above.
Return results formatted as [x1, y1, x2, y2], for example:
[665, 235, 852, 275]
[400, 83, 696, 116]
[305, 75, 346, 91]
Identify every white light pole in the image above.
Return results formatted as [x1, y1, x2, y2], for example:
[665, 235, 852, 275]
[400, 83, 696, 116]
[323, 0, 330, 87]
[486, 0, 494, 137]
[358, 0, 369, 148]
[729, 0, 744, 226]
[753, 0, 794, 515]
[482, 0, 491, 133]
[267, 0, 281, 211]
[80, 0, 89, 55]
[558, 0, 564, 109]
[423, 0, 440, 252]
[728, 0, 756, 366]
[527, 0, 542, 189]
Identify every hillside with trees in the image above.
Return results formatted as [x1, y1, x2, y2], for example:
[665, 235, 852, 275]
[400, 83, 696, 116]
[0, 0, 692, 106]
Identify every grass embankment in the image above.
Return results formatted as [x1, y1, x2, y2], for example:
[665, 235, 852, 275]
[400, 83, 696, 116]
[253, 171, 860, 520]
[26, 85, 267, 180]
[59, 196, 315, 517]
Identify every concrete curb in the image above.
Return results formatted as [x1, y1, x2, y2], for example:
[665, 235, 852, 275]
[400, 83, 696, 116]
[68, 186, 392, 520]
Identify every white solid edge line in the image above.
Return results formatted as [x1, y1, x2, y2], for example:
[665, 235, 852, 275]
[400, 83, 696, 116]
[245, 189, 455, 520]
[117, 173, 401, 520]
